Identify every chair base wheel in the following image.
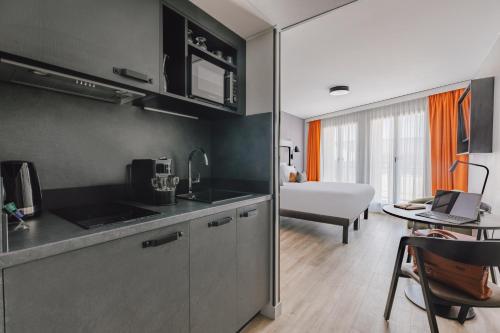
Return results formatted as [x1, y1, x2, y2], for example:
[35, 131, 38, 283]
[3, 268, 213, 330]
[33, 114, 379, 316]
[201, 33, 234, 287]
[405, 280, 476, 321]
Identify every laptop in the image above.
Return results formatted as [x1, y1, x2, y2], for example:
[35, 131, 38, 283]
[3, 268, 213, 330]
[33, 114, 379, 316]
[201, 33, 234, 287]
[416, 190, 482, 224]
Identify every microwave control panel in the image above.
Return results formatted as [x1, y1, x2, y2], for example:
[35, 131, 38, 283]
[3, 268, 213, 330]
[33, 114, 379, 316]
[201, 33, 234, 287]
[225, 71, 238, 109]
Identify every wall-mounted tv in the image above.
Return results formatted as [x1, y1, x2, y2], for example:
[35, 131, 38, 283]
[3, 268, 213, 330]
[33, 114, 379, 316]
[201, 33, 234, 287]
[457, 77, 494, 154]
[457, 86, 471, 144]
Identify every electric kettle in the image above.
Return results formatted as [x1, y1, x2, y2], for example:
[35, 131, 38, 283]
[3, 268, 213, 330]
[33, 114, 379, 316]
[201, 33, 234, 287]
[0, 161, 42, 218]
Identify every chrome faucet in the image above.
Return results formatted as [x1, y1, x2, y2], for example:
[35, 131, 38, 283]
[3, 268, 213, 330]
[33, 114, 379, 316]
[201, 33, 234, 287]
[188, 148, 209, 194]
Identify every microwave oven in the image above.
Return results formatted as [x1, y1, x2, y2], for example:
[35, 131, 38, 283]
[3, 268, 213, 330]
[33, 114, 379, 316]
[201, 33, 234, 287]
[188, 54, 238, 109]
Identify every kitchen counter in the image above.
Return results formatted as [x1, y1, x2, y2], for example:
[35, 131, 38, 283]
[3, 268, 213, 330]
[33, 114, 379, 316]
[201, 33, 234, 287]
[1, 194, 272, 269]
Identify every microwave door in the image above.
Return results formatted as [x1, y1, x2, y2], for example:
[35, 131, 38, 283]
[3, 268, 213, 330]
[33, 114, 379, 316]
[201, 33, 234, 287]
[190, 55, 225, 105]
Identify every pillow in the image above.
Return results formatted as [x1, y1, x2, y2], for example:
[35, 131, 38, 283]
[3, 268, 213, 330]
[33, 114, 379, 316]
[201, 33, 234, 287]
[280, 164, 297, 185]
[287, 165, 298, 176]
[279, 164, 288, 185]
[296, 171, 307, 183]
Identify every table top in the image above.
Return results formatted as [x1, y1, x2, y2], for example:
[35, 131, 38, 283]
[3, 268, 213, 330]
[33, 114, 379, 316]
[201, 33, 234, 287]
[382, 204, 500, 230]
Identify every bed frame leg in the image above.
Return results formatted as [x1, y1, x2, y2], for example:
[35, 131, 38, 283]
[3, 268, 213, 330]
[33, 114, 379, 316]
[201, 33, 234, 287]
[342, 226, 349, 244]
[354, 218, 359, 231]
[364, 208, 369, 220]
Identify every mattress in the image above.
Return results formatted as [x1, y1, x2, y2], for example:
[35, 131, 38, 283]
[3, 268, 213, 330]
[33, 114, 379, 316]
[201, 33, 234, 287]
[280, 182, 375, 220]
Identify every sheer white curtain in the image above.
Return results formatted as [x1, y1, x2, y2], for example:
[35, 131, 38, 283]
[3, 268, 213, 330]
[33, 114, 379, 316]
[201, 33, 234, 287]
[368, 114, 395, 205]
[321, 113, 360, 183]
[319, 98, 430, 210]
[367, 98, 430, 210]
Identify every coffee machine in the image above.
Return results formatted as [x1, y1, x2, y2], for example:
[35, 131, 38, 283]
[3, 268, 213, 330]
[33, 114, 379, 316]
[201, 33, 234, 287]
[131, 158, 178, 205]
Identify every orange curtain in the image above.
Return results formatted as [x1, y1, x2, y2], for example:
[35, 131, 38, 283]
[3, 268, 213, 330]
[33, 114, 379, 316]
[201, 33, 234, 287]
[429, 89, 468, 194]
[306, 120, 321, 181]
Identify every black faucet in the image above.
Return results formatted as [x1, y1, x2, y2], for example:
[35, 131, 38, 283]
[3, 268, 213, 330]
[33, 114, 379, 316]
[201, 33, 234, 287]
[188, 148, 209, 194]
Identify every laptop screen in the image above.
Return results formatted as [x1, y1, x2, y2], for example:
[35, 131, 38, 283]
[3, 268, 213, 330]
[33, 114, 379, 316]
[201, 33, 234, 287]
[432, 190, 482, 219]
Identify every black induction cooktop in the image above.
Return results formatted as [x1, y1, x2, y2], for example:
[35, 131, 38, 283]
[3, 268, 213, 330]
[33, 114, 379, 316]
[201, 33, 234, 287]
[51, 203, 160, 229]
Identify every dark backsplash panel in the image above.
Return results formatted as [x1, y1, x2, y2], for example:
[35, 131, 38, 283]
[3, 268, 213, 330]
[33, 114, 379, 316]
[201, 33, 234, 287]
[41, 178, 201, 210]
[0, 82, 212, 190]
[0, 82, 272, 204]
[42, 185, 131, 210]
[211, 113, 273, 193]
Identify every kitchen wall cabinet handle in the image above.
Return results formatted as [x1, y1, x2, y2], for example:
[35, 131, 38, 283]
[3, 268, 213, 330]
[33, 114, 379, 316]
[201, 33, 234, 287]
[208, 217, 232, 227]
[142, 231, 183, 248]
[240, 209, 258, 218]
[113, 67, 153, 84]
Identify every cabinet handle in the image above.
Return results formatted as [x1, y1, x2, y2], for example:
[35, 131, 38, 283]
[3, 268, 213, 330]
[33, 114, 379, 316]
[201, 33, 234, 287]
[208, 217, 232, 228]
[142, 231, 183, 248]
[240, 209, 258, 218]
[113, 67, 153, 84]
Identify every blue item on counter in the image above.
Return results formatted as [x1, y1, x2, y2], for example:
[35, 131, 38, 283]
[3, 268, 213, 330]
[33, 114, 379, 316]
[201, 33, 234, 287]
[3, 202, 29, 230]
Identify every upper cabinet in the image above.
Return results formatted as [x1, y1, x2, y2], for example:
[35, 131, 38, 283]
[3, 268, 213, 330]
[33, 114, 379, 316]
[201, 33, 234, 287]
[0, 0, 246, 117]
[139, 0, 246, 117]
[0, 0, 160, 92]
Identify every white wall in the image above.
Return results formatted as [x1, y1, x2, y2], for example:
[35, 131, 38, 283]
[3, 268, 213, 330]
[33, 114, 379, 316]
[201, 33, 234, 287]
[280, 111, 305, 170]
[246, 30, 274, 115]
[469, 36, 500, 211]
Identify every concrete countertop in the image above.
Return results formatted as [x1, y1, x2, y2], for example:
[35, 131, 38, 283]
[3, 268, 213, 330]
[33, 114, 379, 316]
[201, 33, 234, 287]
[1, 194, 272, 269]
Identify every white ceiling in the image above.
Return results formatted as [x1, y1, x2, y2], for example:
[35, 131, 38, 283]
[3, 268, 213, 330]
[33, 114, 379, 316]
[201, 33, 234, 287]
[244, 0, 355, 31]
[190, 0, 272, 38]
[281, 0, 500, 119]
[191, 0, 354, 38]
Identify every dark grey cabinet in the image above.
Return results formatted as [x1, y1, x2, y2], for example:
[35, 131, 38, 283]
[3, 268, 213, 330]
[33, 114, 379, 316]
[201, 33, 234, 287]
[0, 0, 160, 92]
[237, 201, 271, 328]
[0, 199, 271, 333]
[3, 222, 189, 333]
[0, 0, 44, 64]
[190, 210, 238, 333]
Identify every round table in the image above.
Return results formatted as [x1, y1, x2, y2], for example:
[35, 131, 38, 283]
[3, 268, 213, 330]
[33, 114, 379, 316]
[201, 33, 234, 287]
[383, 204, 500, 321]
[383, 204, 500, 233]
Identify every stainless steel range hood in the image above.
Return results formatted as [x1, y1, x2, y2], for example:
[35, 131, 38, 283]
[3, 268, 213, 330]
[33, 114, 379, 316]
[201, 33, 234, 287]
[0, 58, 146, 104]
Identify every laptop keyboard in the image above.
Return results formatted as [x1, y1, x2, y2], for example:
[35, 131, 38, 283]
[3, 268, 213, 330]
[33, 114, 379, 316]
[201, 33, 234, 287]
[416, 211, 474, 224]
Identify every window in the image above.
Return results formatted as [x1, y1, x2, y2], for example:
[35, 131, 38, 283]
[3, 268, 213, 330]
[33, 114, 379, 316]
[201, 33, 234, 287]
[369, 116, 395, 204]
[321, 118, 358, 183]
[318, 98, 430, 210]
[396, 112, 427, 202]
[369, 109, 428, 207]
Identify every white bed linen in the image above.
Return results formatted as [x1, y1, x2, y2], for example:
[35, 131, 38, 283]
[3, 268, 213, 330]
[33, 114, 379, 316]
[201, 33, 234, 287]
[280, 182, 375, 220]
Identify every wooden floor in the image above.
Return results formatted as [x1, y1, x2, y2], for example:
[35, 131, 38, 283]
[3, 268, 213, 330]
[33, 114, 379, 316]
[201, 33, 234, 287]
[242, 213, 500, 333]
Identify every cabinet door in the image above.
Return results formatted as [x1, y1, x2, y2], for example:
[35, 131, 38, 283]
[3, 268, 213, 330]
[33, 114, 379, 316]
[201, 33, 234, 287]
[3, 222, 189, 333]
[190, 210, 237, 333]
[0, 0, 160, 92]
[0, 0, 45, 63]
[237, 201, 270, 327]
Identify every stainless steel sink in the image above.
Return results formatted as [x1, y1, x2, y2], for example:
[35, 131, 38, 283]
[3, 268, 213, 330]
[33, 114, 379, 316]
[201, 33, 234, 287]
[176, 189, 252, 204]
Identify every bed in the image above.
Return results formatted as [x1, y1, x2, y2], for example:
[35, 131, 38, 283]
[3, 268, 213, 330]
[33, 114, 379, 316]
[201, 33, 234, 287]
[280, 181, 375, 244]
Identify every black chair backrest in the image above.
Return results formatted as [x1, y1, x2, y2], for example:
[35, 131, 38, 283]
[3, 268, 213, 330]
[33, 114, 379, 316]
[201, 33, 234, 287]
[406, 236, 500, 266]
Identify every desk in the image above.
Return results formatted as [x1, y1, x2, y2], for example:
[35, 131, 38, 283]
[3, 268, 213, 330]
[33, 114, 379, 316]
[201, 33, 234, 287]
[383, 204, 500, 321]
[383, 204, 500, 233]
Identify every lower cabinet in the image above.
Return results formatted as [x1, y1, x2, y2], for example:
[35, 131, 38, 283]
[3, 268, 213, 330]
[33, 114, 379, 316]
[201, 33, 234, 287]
[189, 202, 270, 333]
[3, 222, 190, 333]
[1, 199, 271, 333]
[237, 201, 271, 328]
[190, 210, 238, 333]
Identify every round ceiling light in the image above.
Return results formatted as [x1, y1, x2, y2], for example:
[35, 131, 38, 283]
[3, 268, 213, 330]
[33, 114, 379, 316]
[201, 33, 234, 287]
[329, 85, 350, 96]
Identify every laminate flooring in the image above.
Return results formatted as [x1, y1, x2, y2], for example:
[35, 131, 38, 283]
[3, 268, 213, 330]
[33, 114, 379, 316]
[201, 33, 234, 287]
[242, 213, 500, 333]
